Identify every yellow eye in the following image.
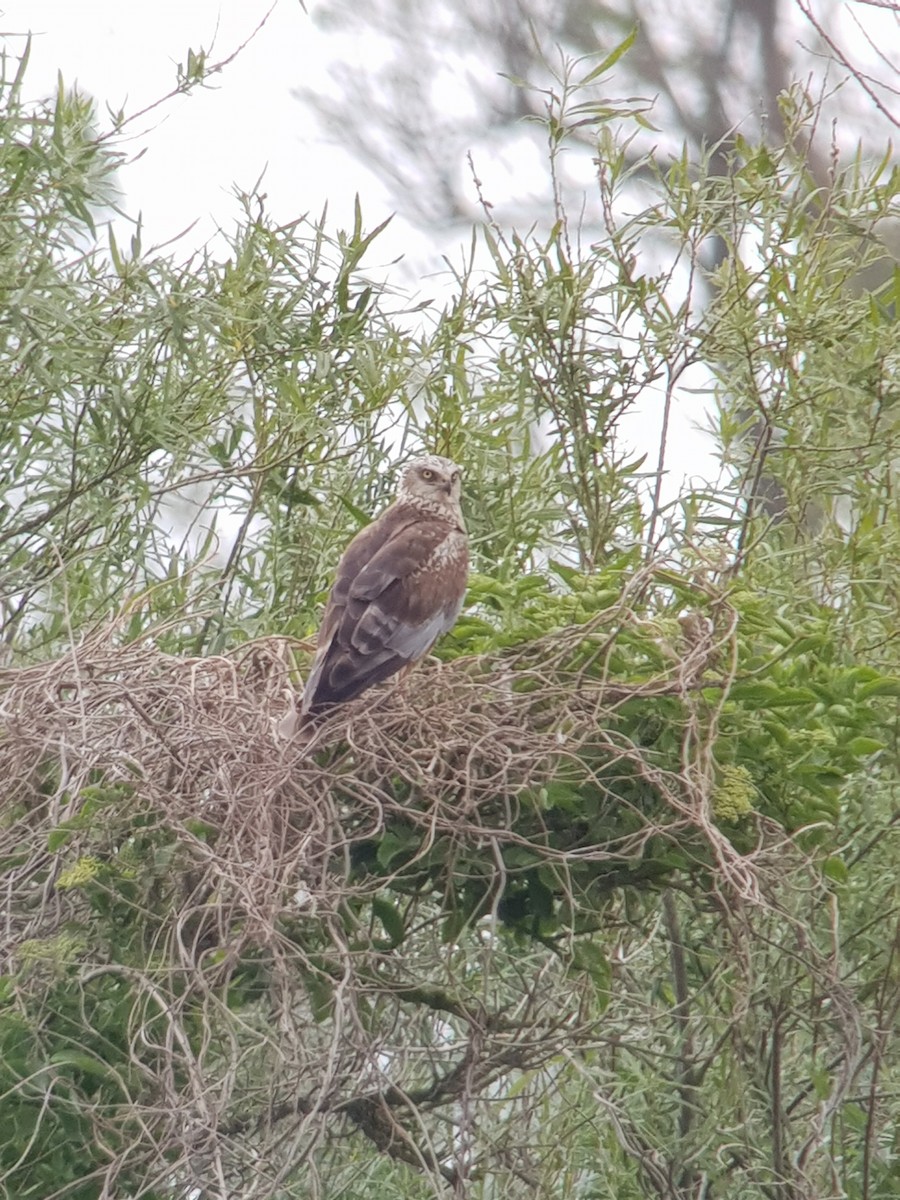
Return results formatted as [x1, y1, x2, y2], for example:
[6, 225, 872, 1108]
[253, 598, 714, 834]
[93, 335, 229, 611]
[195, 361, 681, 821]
[420, 468, 434, 481]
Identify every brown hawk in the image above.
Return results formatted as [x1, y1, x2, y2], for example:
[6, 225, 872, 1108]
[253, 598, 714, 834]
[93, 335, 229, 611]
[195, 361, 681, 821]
[288, 455, 468, 734]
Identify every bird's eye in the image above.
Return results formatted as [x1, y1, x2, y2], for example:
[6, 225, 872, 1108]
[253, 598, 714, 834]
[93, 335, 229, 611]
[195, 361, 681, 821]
[451, 472, 459, 483]
[420, 468, 434, 481]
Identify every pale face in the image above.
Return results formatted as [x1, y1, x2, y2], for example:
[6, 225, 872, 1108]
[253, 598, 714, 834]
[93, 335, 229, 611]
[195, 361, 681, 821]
[398, 455, 463, 506]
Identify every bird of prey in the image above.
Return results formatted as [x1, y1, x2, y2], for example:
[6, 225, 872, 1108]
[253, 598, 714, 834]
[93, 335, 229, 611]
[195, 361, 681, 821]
[293, 455, 468, 732]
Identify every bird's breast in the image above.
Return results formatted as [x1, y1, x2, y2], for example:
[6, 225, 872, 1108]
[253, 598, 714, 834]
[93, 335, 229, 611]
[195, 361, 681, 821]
[424, 530, 468, 569]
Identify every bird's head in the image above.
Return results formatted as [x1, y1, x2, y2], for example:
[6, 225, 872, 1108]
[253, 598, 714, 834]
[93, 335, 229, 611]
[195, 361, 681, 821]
[397, 454, 464, 516]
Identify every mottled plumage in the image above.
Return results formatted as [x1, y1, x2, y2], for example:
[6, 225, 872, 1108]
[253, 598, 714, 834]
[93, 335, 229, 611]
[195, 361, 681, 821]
[298, 455, 468, 726]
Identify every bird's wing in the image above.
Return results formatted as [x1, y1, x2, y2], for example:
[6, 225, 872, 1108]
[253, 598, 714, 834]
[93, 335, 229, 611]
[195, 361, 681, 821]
[301, 506, 468, 715]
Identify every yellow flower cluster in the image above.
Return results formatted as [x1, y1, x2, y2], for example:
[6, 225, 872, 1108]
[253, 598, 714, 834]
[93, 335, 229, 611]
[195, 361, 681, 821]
[56, 856, 103, 890]
[712, 765, 756, 822]
[18, 930, 87, 965]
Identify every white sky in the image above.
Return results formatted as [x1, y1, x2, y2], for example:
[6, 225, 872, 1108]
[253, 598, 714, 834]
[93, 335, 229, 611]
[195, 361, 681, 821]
[4, 1, 431, 259]
[5, 0, 723, 496]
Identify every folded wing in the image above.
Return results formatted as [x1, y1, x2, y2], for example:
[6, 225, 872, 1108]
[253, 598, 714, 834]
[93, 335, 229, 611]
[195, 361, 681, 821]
[301, 506, 468, 717]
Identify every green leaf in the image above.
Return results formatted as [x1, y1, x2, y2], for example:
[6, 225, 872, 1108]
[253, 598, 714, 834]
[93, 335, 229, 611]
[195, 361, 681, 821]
[49, 1051, 115, 1083]
[527, 872, 554, 919]
[822, 856, 848, 884]
[375, 828, 419, 870]
[570, 941, 612, 1008]
[183, 819, 218, 841]
[548, 558, 581, 585]
[859, 677, 900, 700]
[846, 736, 884, 758]
[303, 972, 334, 1023]
[579, 29, 638, 84]
[729, 682, 816, 707]
[47, 828, 72, 852]
[372, 897, 406, 948]
[337, 495, 371, 527]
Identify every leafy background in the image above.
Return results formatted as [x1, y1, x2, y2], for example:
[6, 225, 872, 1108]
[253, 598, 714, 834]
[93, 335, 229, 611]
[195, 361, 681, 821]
[1, 24, 899, 1200]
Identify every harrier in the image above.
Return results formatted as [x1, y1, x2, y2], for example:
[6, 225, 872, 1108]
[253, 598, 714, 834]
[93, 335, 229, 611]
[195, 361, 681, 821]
[291, 455, 468, 733]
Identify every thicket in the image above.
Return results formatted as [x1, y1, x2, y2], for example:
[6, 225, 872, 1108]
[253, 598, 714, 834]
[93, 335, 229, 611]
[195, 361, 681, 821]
[1, 37, 899, 1200]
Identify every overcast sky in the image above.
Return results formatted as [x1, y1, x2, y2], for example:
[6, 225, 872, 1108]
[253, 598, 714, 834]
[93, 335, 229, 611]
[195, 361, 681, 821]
[5, 1, 899, 510]
[6, 1, 435, 260]
[6, 0, 724, 491]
